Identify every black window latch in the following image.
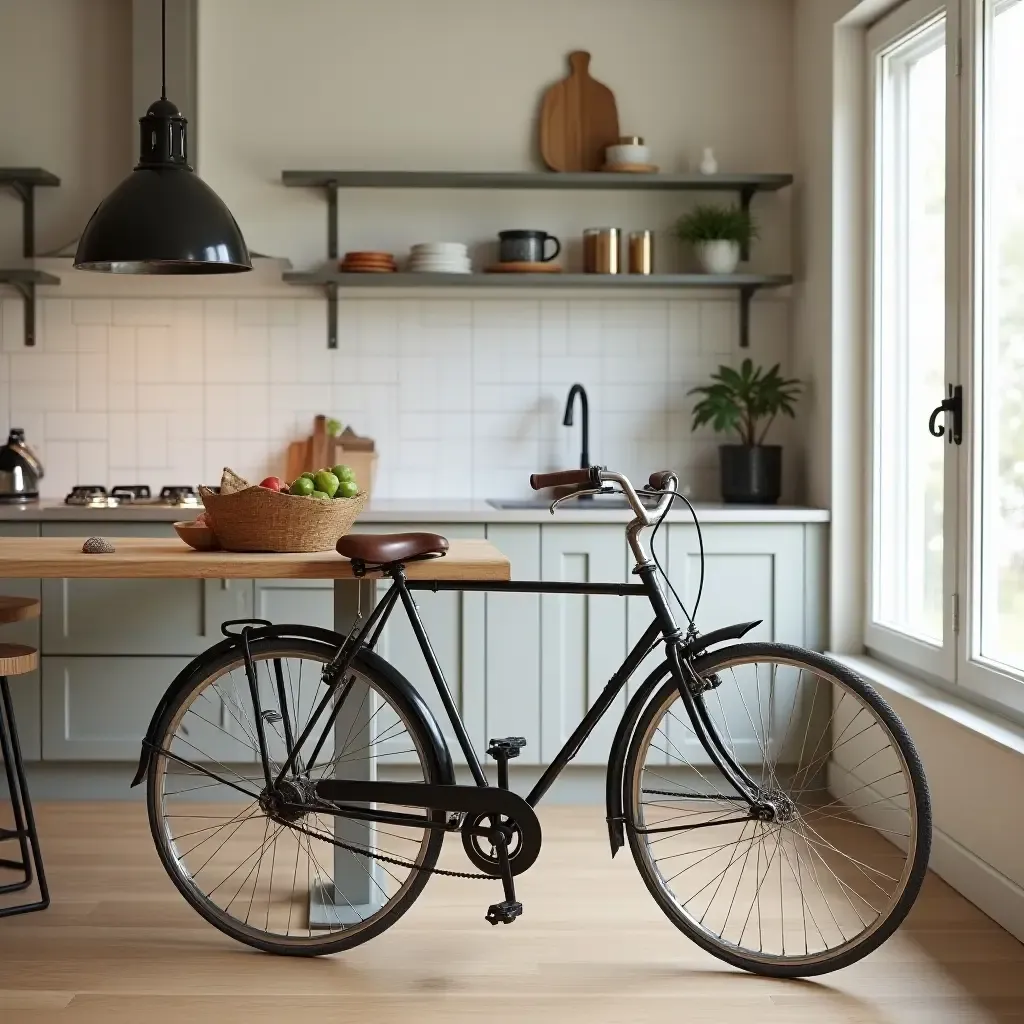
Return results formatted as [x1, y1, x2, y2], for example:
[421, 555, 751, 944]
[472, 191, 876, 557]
[928, 384, 963, 445]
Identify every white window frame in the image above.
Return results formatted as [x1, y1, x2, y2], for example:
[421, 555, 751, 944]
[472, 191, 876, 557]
[865, 0, 1024, 718]
[865, 0, 957, 684]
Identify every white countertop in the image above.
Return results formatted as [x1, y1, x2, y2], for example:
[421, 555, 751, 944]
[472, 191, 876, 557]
[0, 499, 830, 525]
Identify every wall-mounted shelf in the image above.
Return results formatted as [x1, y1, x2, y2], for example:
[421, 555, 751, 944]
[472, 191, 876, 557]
[0, 270, 60, 347]
[1, 168, 61, 347]
[1, 168, 61, 258]
[283, 271, 792, 349]
[281, 168, 793, 348]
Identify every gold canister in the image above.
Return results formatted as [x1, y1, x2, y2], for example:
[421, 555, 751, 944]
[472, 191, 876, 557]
[583, 227, 621, 274]
[628, 230, 654, 275]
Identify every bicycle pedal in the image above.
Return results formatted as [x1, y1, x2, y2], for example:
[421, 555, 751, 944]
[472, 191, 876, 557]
[487, 737, 527, 760]
[485, 900, 523, 926]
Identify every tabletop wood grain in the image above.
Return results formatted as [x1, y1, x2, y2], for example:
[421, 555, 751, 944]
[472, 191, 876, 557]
[0, 537, 510, 581]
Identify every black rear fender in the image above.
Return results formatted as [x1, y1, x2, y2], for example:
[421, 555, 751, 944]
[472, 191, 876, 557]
[131, 623, 455, 788]
[604, 619, 761, 855]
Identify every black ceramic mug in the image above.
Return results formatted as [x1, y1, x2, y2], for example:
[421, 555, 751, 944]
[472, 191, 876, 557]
[498, 230, 562, 263]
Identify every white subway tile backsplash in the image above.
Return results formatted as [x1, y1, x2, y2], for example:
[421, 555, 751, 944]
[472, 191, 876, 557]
[72, 299, 112, 326]
[4, 292, 792, 499]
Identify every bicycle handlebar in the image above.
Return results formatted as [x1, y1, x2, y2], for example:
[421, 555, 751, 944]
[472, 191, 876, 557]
[529, 468, 595, 490]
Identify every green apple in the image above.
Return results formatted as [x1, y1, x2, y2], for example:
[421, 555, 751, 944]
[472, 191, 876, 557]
[310, 489, 330, 500]
[289, 477, 315, 497]
[313, 470, 340, 498]
[337, 479, 359, 499]
[331, 464, 355, 482]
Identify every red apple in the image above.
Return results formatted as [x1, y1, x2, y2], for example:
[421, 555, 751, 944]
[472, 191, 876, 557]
[195, 511, 209, 527]
[259, 476, 285, 492]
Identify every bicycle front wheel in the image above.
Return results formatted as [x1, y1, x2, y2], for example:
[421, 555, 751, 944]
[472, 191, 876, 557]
[146, 636, 446, 956]
[624, 643, 931, 977]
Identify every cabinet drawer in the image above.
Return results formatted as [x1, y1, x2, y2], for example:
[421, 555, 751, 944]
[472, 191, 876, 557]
[42, 522, 252, 654]
[0, 523, 41, 759]
[254, 578, 333, 630]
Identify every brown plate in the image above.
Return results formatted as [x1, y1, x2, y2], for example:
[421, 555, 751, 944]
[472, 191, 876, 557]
[486, 262, 564, 273]
[340, 266, 397, 274]
[343, 251, 396, 260]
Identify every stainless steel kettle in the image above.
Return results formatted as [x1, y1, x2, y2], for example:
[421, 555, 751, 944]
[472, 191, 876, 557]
[0, 428, 44, 503]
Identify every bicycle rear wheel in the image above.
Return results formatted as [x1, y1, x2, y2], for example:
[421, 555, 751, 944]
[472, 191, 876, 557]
[146, 635, 445, 956]
[624, 643, 930, 977]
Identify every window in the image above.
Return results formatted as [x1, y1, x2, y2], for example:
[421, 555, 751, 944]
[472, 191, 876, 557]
[867, 0, 1024, 713]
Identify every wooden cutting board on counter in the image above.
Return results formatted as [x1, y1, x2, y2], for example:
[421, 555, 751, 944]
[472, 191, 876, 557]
[540, 51, 620, 172]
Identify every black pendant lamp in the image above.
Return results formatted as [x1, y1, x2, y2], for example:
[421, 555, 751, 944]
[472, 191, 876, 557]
[74, 0, 251, 274]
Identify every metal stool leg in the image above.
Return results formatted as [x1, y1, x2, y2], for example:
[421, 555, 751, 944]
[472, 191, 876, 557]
[0, 675, 48, 916]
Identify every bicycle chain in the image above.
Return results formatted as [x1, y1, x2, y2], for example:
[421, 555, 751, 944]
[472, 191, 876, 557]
[283, 810, 495, 881]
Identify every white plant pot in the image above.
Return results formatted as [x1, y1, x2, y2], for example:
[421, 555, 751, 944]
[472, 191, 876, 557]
[695, 240, 741, 275]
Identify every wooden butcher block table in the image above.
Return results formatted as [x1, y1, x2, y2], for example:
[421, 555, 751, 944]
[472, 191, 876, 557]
[0, 535, 509, 923]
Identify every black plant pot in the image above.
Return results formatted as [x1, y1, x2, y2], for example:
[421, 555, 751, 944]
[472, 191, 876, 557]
[719, 445, 782, 505]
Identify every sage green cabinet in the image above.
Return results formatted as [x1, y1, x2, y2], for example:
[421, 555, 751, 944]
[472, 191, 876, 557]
[0, 522, 41, 760]
[539, 524, 627, 765]
[41, 656, 193, 761]
[361, 524, 486, 765]
[41, 523, 252, 654]
[484, 525, 541, 765]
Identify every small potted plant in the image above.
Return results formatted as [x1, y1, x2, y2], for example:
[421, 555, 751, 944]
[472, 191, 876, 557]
[675, 203, 758, 275]
[688, 359, 802, 504]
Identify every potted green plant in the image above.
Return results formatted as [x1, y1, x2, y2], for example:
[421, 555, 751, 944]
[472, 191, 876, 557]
[688, 359, 802, 504]
[675, 203, 758, 275]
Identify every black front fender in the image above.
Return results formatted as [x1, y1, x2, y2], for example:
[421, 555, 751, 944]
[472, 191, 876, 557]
[603, 619, 761, 855]
[130, 623, 455, 789]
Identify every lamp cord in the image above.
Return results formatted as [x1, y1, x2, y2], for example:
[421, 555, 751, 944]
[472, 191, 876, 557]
[161, 0, 167, 99]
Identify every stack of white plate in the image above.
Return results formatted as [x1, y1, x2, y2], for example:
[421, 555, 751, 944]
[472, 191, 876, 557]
[407, 242, 471, 274]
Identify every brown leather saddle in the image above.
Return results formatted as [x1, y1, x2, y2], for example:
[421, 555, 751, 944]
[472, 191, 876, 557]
[336, 532, 449, 571]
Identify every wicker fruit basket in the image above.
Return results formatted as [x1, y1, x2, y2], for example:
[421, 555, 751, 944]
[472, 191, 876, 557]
[199, 470, 367, 553]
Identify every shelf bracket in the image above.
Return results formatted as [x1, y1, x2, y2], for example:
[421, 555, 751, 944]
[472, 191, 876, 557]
[738, 185, 756, 263]
[325, 181, 338, 262]
[9, 277, 40, 347]
[326, 280, 338, 350]
[739, 285, 757, 349]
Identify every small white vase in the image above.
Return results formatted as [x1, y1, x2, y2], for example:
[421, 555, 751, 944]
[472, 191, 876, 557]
[695, 240, 741, 275]
[699, 147, 719, 176]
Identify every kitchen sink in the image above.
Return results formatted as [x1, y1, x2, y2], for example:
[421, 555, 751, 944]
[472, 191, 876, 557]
[487, 495, 661, 511]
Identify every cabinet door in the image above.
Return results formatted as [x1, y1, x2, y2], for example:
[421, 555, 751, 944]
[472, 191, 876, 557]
[357, 524, 486, 765]
[665, 524, 806, 767]
[41, 522, 252, 654]
[484, 525, 541, 766]
[254, 578, 333, 630]
[0, 523, 41, 760]
[540, 525, 627, 765]
[42, 656, 201, 761]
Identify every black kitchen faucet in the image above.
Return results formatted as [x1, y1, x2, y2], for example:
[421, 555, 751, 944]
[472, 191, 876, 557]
[563, 383, 590, 470]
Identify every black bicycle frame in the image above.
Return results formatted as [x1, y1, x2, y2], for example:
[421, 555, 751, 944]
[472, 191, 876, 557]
[275, 564, 763, 814]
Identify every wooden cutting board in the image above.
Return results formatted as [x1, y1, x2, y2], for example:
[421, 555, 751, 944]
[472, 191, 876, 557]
[540, 51, 620, 172]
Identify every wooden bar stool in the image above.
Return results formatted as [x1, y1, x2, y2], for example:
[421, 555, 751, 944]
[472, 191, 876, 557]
[0, 597, 48, 918]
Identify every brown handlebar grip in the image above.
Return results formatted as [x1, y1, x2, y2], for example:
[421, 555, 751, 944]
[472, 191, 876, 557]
[648, 470, 675, 490]
[530, 468, 593, 491]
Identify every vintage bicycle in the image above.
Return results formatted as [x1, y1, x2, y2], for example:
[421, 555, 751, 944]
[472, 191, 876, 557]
[131, 467, 931, 978]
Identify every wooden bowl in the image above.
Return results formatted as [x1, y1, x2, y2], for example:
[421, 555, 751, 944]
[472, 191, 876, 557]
[173, 521, 221, 551]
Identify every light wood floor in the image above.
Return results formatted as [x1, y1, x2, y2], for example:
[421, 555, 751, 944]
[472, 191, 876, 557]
[0, 803, 1022, 1023]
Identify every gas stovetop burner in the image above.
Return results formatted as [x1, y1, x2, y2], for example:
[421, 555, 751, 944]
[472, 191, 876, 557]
[65, 485, 120, 508]
[110, 485, 152, 502]
[157, 486, 200, 508]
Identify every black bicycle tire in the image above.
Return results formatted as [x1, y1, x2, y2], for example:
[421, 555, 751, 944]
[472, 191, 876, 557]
[146, 636, 446, 957]
[623, 642, 932, 978]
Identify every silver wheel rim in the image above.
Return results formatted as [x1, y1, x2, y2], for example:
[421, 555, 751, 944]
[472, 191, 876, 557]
[630, 652, 920, 968]
[153, 644, 434, 949]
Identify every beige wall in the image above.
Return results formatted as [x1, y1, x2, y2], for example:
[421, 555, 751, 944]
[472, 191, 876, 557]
[195, 0, 796, 271]
[0, 0, 132, 264]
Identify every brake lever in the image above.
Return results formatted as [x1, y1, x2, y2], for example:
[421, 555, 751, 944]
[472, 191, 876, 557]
[548, 487, 614, 515]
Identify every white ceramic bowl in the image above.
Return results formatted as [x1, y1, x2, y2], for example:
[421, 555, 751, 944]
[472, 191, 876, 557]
[409, 257, 472, 269]
[606, 143, 650, 166]
[411, 242, 468, 255]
